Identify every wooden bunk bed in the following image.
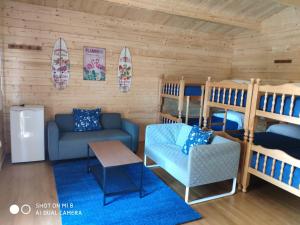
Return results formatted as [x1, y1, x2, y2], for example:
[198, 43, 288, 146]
[242, 80, 300, 197]
[202, 77, 255, 188]
[158, 76, 205, 125]
[203, 77, 255, 137]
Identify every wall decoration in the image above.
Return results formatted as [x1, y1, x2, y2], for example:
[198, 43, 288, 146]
[51, 38, 70, 90]
[118, 47, 132, 92]
[83, 47, 106, 81]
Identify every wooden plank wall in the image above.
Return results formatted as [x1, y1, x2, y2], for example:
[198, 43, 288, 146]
[0, 0, 5, 167]
[2, 0, 232, 150]
[232, 7, 300, 82]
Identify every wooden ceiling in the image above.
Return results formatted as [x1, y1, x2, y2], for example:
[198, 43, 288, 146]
[10, 0, 299, 35]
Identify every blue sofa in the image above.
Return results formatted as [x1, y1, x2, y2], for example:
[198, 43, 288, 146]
[47, 113, 139, 161]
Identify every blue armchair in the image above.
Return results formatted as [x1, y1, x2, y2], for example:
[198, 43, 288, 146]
[47, 113, 139, 161]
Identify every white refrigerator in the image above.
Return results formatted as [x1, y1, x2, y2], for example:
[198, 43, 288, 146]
[10, 105, 45, 163]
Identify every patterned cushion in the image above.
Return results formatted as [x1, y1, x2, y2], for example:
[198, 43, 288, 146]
[182, 126, 213, 155]
[73, 108, 102, 132]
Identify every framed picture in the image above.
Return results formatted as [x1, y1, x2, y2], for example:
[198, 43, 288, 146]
[83, 47, 106, 81]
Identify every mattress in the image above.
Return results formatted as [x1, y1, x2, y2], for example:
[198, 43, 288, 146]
[184, 85, 202, 96]
[181, 116, 240, 130]
[251, 132, 300, 189]
[259, 95, 300, 117]
[210, 89, 247, 107]
[163, 84, 202, 97]
[210, 116, 239, 131]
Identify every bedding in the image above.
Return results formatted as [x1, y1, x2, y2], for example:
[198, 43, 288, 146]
[259, 95, 300, 118]
[210, 116, 240, 131]
[184, 85, 202, 96]
[181, 116, 240, 130]
[212, 111, 244, 130]
[163, 84, 202, 96]
[210, 89, 247, 107]
[250, 132, 300, 189]
[266, 124, 300, 140]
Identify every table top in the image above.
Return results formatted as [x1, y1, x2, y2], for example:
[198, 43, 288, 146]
[88, 141, 142, 168]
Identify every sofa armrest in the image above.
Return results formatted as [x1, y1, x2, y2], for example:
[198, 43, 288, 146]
[47, 121, 60, 161]
[187, 140, 240, 187]
[122, 119, 139, 152]
[145, 123, 184, 148]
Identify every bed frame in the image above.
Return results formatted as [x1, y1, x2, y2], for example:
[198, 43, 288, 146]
[202, 77, 255, 188]
[158, 76, 205, 125]
[242, 80, 300, 197]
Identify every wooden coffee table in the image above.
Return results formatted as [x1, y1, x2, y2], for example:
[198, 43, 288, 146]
[87, 141, 143, 205]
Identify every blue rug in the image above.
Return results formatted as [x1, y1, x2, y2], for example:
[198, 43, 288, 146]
[53, 159, 201, 225]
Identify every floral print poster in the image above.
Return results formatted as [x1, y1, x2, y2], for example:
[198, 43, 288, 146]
[83, 47, 106, 81]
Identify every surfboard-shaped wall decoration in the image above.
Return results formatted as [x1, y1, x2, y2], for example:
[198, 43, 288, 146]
[51, 38, 70, 90]
[118, 47, 132, 93]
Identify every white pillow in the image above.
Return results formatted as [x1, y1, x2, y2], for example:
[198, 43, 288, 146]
[176, 124, 192, 147]
[212, 111, 245, 129]
[267, 124, 300, 140]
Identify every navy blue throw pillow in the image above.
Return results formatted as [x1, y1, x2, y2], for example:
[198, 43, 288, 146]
[182, 126, 213, 155]
[73, 108, 101, 132]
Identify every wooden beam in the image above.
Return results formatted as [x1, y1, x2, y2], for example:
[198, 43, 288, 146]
[274, 0, 300, 7]
[103, 0, 260, 30]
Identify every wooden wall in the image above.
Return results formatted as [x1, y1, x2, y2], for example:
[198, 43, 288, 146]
[0, 0, 5, 167]
[2, 0, 232, 150]
[232, 7, 300, 82]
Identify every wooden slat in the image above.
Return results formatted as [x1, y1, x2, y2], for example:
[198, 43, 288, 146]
[2, 1, 233, 150]
[102, 0, 261, 30]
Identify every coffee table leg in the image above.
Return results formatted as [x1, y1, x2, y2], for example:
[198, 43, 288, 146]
[103, 167, 106, 206]
[87, 145, 90, 173]
[139, 163, 144, 198]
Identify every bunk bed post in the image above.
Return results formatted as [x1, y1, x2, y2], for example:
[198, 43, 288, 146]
[178, 77, 185, 122]
[243, 78, 255, 142]
[198, 84, 205, 127]
[185, 96, 190, 124]
[222, 109, 228, 131]
[203, 77, 212, 128]
[242, 79, 260, 193]
[158, 75, 165, 123]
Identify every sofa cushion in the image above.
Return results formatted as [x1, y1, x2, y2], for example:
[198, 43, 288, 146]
[182, 126, 213, 155]
[55, 114, 74, 132]
[73, 108, 102, 132]
[175, 124, 192, 147]
[101, 113, 122, 129]
[145, 143, 189, 185]
[58, 129, 131, 159]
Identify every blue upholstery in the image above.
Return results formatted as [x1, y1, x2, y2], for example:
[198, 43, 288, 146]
[145, 123, 240, 187]
[47, 113, 139, 161]
[101, 113, 122, 129]
[176, 124, 192, 147]
[55, 114, 74, 132]
[59, 130, 131, 160]
[145, 143, 189, 185]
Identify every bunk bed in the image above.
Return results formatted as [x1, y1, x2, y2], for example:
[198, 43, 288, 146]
[159, 77, 205, 126]
[202, 77, 255, 188]
[242, 80, 300, 197]
[203, 77, 255, 138]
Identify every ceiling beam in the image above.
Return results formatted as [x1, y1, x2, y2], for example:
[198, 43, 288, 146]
[103, 0, 260, 30]
[274, 0, 300, 7]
